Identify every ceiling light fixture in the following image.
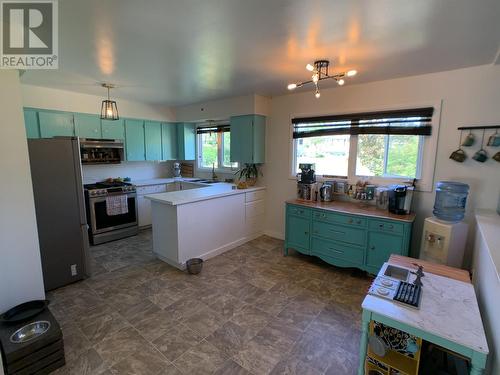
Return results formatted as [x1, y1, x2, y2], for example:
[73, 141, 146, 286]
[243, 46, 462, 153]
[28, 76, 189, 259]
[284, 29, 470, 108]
[287, 60, 357, 98]
[100, 83, 119, 120]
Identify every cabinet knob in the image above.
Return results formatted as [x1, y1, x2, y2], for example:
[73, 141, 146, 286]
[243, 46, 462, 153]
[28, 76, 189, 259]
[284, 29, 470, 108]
[322, 213, 326, 218]
[357, 220, 362, 224]
[379, 224, 384, 228]
[370, 246, 375, 250]
[304, 231, 308, 235]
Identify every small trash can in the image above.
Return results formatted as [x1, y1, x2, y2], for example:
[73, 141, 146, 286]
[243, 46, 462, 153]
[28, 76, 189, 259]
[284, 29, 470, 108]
[186, 258, 203, 275]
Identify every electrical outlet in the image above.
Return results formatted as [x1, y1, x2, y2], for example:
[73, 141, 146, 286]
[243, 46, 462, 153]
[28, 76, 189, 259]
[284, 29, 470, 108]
[71, 264, 77, 276]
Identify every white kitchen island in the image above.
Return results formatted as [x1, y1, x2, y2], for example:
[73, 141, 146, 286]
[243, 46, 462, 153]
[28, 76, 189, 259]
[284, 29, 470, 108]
[145, 183, 265, 269]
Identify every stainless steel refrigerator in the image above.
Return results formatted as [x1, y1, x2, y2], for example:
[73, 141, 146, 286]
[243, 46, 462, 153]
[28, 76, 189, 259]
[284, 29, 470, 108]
[28, 137, 90, 291]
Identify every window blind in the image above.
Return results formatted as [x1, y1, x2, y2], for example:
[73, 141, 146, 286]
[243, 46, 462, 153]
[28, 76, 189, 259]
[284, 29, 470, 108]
[196, 124, 230, 134]
[292, 107, 434, 139]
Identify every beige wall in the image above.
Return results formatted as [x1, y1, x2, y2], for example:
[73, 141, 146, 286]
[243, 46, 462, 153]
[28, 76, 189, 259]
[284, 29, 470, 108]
[176, 94, 271, 122]
[21, 84, 176, 121]
[0, 71, 45, 313]
[263, 64, 500, 267]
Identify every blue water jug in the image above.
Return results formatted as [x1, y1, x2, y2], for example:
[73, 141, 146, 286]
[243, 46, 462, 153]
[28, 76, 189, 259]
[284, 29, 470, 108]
[433, 181, 469, 222]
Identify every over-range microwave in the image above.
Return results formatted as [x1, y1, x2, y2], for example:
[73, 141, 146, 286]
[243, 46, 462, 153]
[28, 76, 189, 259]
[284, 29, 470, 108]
[80, 138, 124, 165]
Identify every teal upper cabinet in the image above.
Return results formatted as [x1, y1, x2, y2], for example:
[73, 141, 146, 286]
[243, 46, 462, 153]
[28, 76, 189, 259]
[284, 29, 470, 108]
[162, 122, 178, 160]
[39, 111, 74, 138]
[230, 114, 266, 164]
[176, 123, 196, 160]
[74, 113, 101, 138]
[144, 121, 162, 161]
[23, 109, 40, 139]
[124, 119, 145, 161]
[101, 118, 125, 140]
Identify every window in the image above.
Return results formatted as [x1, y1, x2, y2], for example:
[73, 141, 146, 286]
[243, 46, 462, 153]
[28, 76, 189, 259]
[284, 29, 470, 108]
[356, 134, 423, 178]
[291, 107, 435, 187]
[197, 125, 238, 170]
[295, 135, 350, 176]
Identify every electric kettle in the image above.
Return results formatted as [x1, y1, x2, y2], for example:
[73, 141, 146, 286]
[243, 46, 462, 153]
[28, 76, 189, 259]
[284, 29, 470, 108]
[319, 183, 333, 202]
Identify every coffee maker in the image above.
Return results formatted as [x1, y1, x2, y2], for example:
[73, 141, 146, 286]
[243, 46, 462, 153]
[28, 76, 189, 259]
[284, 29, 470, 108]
[297, 163, 317, 201]
[388, 185, 414, 214]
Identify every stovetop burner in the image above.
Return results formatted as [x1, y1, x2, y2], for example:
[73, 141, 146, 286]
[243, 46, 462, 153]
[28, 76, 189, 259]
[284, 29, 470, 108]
[84, 181, 133, 190]
[84, 181, 136, 197]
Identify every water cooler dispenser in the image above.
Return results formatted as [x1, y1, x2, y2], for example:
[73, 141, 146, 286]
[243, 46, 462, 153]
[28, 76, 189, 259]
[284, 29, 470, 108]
[419, 181, 469, 267]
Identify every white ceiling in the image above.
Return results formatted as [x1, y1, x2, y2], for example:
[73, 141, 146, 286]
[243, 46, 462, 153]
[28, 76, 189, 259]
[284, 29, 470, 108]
[21, 0, 500, 106]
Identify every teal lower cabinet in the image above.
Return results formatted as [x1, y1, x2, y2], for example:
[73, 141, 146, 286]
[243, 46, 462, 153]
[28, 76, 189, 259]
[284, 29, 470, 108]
[124, 119, 145, 161]
[23, 109, 40, 139]
[102, 119, 125, 140]
[284, 203, 413, 274]
[285, 207, 311, 255]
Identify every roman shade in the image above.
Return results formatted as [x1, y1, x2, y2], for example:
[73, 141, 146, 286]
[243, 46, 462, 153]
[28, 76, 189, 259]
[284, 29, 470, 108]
[292, 107, 434, 139]
[196, 124, 230, 134]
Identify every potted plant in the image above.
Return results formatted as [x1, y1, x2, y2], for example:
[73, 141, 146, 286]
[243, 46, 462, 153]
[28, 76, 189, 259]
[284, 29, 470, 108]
[234, 163, 262, 187]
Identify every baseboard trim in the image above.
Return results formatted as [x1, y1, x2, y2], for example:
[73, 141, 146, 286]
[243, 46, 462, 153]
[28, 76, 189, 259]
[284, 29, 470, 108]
[155, 231, 265, 270]
[264, 230, 285, 240]
[196, 232, 264, 262]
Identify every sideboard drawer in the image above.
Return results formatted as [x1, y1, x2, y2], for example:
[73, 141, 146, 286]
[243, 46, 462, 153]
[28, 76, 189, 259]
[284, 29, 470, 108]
[287, 205, 311, 218]
[313, 210, 367, 228]
[311, 237, 364, 265]
[312, 221, 366, 247]
[369, 219, 404, 234]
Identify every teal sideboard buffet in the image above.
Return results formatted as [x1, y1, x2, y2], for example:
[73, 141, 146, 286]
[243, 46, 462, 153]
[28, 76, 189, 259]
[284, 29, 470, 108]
[284, 200, 415, 274]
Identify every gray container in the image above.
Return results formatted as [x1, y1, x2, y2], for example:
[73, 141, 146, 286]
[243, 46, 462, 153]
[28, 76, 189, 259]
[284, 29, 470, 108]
[186, 258, 203, 274]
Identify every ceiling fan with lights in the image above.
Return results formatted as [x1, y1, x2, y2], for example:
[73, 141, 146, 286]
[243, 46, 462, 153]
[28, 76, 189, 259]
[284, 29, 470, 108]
[287, 60, 357, 98]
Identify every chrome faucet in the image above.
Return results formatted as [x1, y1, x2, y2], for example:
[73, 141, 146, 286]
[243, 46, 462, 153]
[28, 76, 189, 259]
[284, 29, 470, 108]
[211, 163, 218, 181]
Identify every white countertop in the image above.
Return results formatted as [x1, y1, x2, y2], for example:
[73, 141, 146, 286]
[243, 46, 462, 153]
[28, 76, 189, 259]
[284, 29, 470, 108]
[145, 183, 265, 206]
[476, 209, 500, 280]
[131, 177, 199, 186]
[362, 266, 489, 354]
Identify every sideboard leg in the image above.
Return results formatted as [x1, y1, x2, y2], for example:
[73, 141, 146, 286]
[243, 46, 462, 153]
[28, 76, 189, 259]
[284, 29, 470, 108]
[283, 244, 288, 256]
[470, 365, 483, 375]
[358, 310, 370, 375]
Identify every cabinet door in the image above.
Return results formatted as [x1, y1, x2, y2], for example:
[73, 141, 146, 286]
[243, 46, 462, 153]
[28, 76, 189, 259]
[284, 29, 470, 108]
[144, 121, 162, 161]
[137, 195, 152, 227]
[177, 123, 196, 160]
[230, 115, 266, 163]
[162, 122, 177, 160]
[252, 115, 266, 163]
[39, 111, 74, 138]
[74, 113, 101, 138]
[124, 119, 145, 161]
[287, 214, 310, 254]
[101, 119, 125, 140]
[230, 115, 253, 163]
[366, 232, 404, 272]
[23, 109, 40, 139]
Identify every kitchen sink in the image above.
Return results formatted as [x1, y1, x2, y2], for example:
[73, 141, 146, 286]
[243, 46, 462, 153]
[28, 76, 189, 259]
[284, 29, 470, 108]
[383, 264, 410, 281]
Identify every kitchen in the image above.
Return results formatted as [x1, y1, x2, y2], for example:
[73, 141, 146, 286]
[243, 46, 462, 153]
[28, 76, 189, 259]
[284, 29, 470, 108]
[1, 1, 500, 375]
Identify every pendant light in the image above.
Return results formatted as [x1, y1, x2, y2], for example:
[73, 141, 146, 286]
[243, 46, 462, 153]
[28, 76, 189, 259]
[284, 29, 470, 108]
[287, 60, 357, 99]
[100, 83, 119, 120]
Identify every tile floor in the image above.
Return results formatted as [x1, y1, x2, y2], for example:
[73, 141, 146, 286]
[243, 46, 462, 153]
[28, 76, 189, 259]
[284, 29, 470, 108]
[49, 230, 372, 375]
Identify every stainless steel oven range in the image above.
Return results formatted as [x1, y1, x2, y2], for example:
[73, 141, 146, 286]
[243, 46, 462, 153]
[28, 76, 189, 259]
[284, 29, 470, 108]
[84, 181, 139, 245]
